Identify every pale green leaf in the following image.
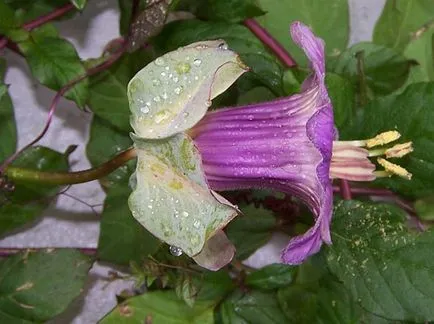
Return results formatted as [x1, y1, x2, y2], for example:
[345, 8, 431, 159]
[128, 40, 248, 139]
[129, 133, 237, 259]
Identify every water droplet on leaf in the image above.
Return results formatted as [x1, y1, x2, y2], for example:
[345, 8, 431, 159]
[169, 245, 183, 256]
[193, 58, 202, 66]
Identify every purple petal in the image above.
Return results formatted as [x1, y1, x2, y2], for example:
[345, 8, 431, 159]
[192, 21, 335, 265]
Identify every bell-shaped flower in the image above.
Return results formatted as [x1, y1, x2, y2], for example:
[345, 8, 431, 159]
[191, 22, 412, 264]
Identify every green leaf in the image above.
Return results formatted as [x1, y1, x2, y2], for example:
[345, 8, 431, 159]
[414, 194, 434, 221]
[196, 0, 265, 23]
[18, 25, 89, 107]
[226, 204, 276, 260]
[86, 117, 132, 191]
[194, 271, 235, 302]
[0, 58, 17, 162]
[0, 1, 22, 35]
[217, 291, 249, 324]
[256, 0, 349, 66]
[326, 200, 434, 322]
[325, 73, 355, 132]
[234, 290, 289, 323]
[175, 274, 198, 307]
[5, 0, 72, 22]
[329, 42, 413, 96]
[0, 146, 69, 237]
[100, 290, 214, 324]
[87, 51, 152, 132]
[153, 20, 284, 95]
[246, 264, 295, 290]
[236, 86, 276, 105]
[71, 0, 86, 10]
[0, 249, 91, 323]
[97, 188, 161, 266]
[404, 26, 434, 83]
[348, 82, 434, 198]
[278, 278, 360, 324]
[373, 0, 434, 51]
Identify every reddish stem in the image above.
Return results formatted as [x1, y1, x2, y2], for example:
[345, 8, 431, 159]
[244, 18, 297, 68]
[0, 247, 97, 257]
[23, 3, 75, 31]
[0, 37, 8, 51]
[339, 180, 352, 200]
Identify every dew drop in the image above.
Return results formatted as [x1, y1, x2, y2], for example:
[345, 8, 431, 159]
[174, 86, 183, 95]
[205, 100, 212, 107]
[140, 106, 150, 114]
[155, 57, 165, 66]
[147, 204, 153, 209]
[152, 79, 161, 86]
[175, 62, 191, 74]
[182, 211, 189, 217]
[183, 112, 189, 118]
[247, 114, 254, 120]
[193, 220, 201, 229]
[173, 76, 179, 83]
[193, 58, 202, 66]
[218, 43, 228, 50]
[160, 71, 167, 77]
[153, 96, 161, 102]
[154, 110, 172, 124]
[169, 245, 183, 256]
[165, 66, 170, 71]
[162, 92, 168, 100]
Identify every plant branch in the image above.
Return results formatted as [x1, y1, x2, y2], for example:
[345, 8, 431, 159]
[5, 147, 136, 186]
[243, 18, 296, 68]
[0, 3, 76, 49]
[24, 3, 76, 30]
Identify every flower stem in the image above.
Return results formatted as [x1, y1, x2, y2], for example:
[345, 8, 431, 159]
[339, 180, 352, 200]
[243, 18, 297, 68]
[5, 147, 136, 186]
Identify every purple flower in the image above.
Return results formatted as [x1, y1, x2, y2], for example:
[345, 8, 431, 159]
[190, 22, 412, 264]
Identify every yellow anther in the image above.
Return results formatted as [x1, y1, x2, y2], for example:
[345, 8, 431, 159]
[377, 158, 412, 180]
[366, 131, 401, 148]
[385, 142, 413, 159]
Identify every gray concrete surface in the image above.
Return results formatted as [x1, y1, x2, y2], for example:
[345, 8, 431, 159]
[0, 0, 385, 322]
